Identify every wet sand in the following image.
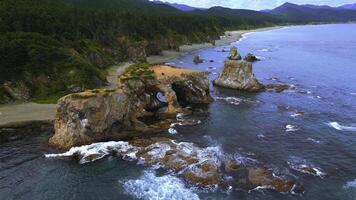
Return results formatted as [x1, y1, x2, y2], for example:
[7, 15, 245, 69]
[0, 103, 56, 126]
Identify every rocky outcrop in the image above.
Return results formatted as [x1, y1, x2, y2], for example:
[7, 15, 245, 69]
[213, 59, 264, 92]
[2, 81, 31, 101]
[49, 65, 213, 149]
[46, 137, 302, 194]
[193, 55, 204, 64]
[244, 53, 259, 62]
[228, 47, 241, 60]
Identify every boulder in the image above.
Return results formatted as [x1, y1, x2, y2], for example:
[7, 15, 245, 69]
[244, 53, 259, 62]
[248, 167, 295, 193]
[228, 47, 241, 60]
[2, 81, 31, 100]
[213, 60, 264, 92]
[265, 84, 292, 93]
[49, 65, 213, 149]
[193, 55, 204, 64]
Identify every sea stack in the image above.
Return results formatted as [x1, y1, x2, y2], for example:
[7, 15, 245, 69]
[213, 47, 264, 92]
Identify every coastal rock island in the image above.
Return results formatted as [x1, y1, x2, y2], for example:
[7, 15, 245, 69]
[49, 64, 213, 149]
[213, 47, 264, 92]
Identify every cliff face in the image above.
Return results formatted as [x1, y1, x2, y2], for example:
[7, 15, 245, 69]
[49, 65, 213, 149]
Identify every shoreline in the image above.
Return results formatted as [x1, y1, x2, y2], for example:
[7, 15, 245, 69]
[0, 26, 282, 127]
[146, 26, 283, 64]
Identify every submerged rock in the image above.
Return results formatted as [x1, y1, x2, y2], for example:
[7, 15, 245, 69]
[49, 65, 213, 149]
[244, 53, 259, 62]
[46, 137, 302, 193]
[193, 55, 204, 64]
[248, 167, 295, 193]
[213, 60, 264, 92]
[228, 47, 242, 60]
[265, 84, 292, 93]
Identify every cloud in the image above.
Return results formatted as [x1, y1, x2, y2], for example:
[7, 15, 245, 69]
[162, 0, 356, 10]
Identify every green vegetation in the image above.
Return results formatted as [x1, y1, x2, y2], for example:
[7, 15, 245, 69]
[2, 0, 340, 104]
[120, 63, 155, 81]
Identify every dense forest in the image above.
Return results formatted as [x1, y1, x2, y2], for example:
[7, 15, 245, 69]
[0, 0, 337, 103]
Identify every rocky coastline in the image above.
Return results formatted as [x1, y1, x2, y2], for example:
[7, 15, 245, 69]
[49, 64, 212, 149]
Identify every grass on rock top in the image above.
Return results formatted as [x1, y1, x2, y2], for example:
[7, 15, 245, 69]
[70, 89, 117, 100]
[119, 63, 155, 81]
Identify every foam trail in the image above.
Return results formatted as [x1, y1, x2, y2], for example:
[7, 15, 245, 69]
[327, 122, 356, 132]
[168, 128, 178, 135]
[122, 170, 200, 200]
[45, 141, 135, 164]
[344, 179, 356, 189]
[286, 125, 299, 132]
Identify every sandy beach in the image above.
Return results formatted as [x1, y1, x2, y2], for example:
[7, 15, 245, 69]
[0, 26, 281, 126]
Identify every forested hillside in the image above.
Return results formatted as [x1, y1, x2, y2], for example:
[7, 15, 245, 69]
[0, 0, 300, 103]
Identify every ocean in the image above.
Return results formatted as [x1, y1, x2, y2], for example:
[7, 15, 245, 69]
[1, 24, 356, 200]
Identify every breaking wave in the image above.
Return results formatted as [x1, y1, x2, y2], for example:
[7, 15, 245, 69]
[286, 125, 299, 132]
[288, 156, 326, 178]
[344, 179, 356, 189]
[215, 96, 258, 106]
[45, 141, 135, 164]
[327, 122, 356, 132]
[122, 170, 200, 200]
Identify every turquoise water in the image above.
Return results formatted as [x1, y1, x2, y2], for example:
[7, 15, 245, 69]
[1, 24, 356, 200]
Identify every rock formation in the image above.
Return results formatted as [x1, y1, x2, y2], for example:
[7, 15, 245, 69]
[213, 59, 264, 92]
[46, 137, 302, 194]
[193, 55, 204, 64]
[244, 53, 259, 62]
[228, 47, 241, 60]
[49, 65, 213, 149]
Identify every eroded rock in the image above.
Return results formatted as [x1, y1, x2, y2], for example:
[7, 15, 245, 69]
[228, 47, 241, 60]
[248, 167, 295, 193]
[244, 53, 259, 62]
[193, 55, 204, 64]
[46, 137, 301, 194]
[213, 60, 264, 92]
[49, 65, 213, 149]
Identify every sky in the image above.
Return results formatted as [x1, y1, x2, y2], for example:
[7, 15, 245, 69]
[162, 0, 356, 10]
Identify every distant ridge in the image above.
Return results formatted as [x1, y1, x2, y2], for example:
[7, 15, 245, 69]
[151, 0, 204, 11]
[339, 3, 356, 10]
[265, 2, 356, 21]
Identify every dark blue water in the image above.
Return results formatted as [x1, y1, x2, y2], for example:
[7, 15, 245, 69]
[1, 24, 356, 200]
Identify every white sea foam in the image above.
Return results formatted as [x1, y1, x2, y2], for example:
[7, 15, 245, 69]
[255, 56, 266, 60]
[258, 48, 272, 52]
[257, 134, 266, 139]
[288, 156, 326, 178]
[290, 112, 304, 118]
[307, 138, 321, 144]
[327, 122, 356, 132]
[216, 96, 257, 106]
[344, 179, 356, 189]
[122, 170, 200, 200]
[248, 185, 275, 193]
[168, 128, 178, 135]
[286, 125, 299, 132]
[45, 141, 135, 164]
